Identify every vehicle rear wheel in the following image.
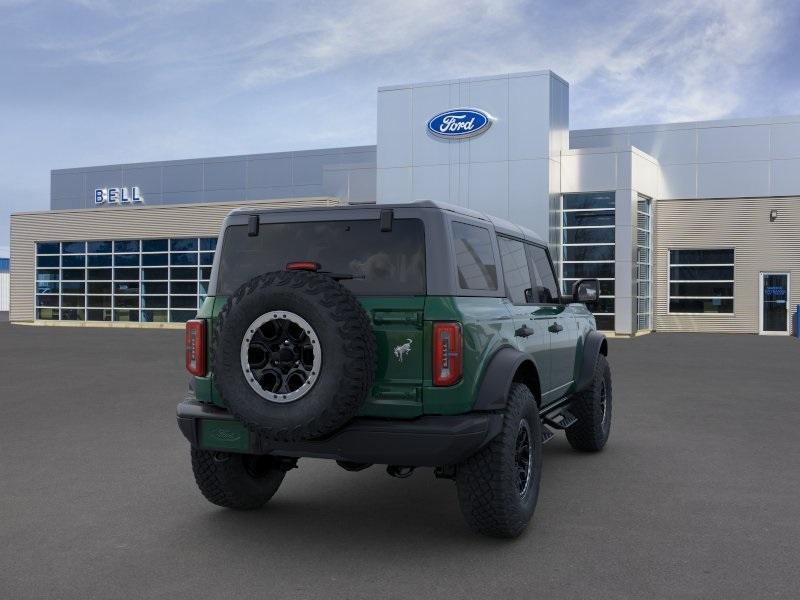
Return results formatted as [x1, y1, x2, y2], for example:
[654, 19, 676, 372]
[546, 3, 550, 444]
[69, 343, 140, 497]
[190, 448, 286, 510]
[455, 383, 542, 538]
[566, 354, 612, 452]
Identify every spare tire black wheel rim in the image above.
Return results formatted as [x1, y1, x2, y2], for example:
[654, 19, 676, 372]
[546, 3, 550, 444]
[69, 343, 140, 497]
[240, 310, 322, 403]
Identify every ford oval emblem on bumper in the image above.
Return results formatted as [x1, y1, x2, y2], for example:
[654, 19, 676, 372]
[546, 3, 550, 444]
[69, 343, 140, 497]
[427, 108, 494, 139]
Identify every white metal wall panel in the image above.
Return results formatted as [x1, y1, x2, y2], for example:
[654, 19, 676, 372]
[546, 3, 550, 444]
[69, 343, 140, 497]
[771, 123, 800, 159]
[571, 115, 800, 201]
[0, 272, 9, 311]
[376, 70, 568, 241]
[654, 196, 800, 333]
[697, 161, 771, 199]
[10, 197, 338, 322]
[696, 125, 771, 163]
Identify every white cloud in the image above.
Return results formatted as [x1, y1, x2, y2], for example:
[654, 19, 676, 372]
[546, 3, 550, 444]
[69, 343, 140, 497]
[234, 0, 525, 88]
[571, 0, 782, 125]
[16, 0, 789, 126]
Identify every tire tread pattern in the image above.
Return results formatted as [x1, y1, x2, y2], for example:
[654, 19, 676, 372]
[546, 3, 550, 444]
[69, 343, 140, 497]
[212, 271, 376, 442]
[455, 383, 542, 538]
[190, 448, 285, 510]
[565, 354, 612, 452]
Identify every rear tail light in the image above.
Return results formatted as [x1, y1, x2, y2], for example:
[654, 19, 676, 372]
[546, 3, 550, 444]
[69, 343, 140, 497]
[185, 319, 206, 376]
[433, 322, 462, 386]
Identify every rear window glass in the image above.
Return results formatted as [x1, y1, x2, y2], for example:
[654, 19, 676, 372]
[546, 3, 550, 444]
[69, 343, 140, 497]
[217, 219, 426, 296]
[451, 222, 497, 291]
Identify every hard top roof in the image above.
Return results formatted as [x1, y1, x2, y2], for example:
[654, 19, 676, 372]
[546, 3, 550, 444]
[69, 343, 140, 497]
[230, 200, 544, 244]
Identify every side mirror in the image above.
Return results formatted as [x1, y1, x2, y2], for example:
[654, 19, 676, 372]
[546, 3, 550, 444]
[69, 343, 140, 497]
[572, 278, 600, 304]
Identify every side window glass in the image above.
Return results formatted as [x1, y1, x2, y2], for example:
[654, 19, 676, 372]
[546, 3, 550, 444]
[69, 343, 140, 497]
[498, 236, 533, 304]
[525, 244, 560, 303]
[451, 222, 498, 291]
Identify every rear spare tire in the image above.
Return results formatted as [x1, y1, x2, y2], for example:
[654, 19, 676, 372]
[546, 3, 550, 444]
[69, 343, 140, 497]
[213, 270, 375, 441]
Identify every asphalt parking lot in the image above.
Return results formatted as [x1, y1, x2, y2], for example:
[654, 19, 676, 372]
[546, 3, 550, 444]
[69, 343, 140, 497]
[1, 323, 799, 599]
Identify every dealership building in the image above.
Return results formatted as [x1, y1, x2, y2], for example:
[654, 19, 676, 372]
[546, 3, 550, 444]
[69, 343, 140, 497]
[9, 69, 800, 335]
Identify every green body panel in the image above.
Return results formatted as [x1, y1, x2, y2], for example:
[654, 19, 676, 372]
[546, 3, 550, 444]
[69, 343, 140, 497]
[199, 419, 250, 452]
[192, 293, 595, 419]
[421, 296, 515, 415]
[356, 296, 426, 418]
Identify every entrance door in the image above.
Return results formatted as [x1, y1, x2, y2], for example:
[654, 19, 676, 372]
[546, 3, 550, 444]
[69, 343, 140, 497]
[759, 273, 790, 335]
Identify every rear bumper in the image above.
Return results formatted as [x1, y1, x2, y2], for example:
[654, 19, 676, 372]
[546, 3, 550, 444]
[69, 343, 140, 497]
[177, 399, 503, 467]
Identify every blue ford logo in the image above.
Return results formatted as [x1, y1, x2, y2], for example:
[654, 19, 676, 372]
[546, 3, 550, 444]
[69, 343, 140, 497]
[427, 108, 493, 139]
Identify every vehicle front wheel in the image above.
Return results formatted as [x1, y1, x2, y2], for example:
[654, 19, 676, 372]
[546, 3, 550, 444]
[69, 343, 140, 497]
[190, 448, 286, 510]
[455, 383, 542, 538]
[565, 354, 612, 452]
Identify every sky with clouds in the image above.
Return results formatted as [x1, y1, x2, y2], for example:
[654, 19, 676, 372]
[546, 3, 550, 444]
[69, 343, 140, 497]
[1, 0, 799, 249]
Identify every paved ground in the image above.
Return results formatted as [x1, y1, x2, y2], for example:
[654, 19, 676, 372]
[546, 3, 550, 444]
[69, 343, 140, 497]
[1, 323, 799, 599]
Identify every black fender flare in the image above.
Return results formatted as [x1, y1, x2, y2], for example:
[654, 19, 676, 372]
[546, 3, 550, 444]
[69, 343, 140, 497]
[573, 331, 608, 393]
[472, 347, 541, 411]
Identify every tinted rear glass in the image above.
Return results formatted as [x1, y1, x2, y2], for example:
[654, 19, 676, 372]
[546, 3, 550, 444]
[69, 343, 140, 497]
[451, 222, 498, 291]
[217, 219, 426, 296]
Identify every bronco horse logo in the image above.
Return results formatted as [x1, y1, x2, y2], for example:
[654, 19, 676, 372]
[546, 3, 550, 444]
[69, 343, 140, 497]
[393, 338, 413, 363]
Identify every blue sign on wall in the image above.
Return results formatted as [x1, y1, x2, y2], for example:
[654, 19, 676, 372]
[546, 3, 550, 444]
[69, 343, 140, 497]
[427, 108, 493, 139]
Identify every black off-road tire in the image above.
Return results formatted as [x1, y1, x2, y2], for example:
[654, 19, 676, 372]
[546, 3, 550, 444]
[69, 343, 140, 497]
[190, 448, 286, 510]
[566, 354, 612, 452]
[455, 383, 543, 538]
[212, 270, 376, 442]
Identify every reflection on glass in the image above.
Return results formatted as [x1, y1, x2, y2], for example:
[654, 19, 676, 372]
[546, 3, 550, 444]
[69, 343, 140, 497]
[34, 237, 216, 322]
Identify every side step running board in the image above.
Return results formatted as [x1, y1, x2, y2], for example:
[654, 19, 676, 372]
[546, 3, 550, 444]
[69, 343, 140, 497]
[541, 407, 577, 443]
[542, 410, 577, 430]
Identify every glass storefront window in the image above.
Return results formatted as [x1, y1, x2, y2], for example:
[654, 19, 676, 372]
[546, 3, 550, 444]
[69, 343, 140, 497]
[33, 236, 217, 323]
[36, 242, 59, 254]
[668, 249, 734, 314]
[170, 239, 198, 251]
[561, 192, 616, 330]
[114, 240, 140, 253]
[37, 255, 59, 268]
[88, 255, 112, 267]
[142, 239, 168, 252]
[62, 242, 86, 254]
[636, 197, 652, 331]
[87, 241, 112, 253]
[142, 253, 168, 266]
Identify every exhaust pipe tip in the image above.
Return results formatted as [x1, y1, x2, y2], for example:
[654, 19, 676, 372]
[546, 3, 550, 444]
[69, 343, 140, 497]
[386, 465, 415, 479]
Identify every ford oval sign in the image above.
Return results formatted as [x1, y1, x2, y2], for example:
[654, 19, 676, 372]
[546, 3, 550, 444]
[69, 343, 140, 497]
[427, 108, 493, 139]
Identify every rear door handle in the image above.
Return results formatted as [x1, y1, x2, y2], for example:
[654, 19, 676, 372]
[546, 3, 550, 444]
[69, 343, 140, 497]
[515, 325, 535, 338]
[548, 322, 563, 333]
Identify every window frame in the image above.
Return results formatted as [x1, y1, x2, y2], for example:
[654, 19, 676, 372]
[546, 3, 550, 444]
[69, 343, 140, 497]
[667, 247, 735, 315]
[525, 241, 562, 306]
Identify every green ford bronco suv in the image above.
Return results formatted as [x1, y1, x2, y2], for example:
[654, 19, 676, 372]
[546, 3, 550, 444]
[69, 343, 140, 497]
[177, 201, 611, 537]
